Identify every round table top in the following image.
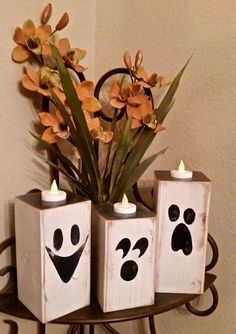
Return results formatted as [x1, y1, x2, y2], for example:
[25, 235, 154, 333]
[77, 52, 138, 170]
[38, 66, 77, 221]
[0, 273, 216, 325]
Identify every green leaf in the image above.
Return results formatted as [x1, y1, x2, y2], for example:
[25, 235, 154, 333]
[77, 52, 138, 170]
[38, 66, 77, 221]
[109, 116, 131, 194]
[111, 58, 190, 201]
[112, 148, 168, 202]
[30, 132, 95, 199]
[155, 56, 191, 124]
[50, 88, 77, 139]
[30, 131, 85, 182]
[51, 44, 103, 203]
[43, 158, 94, 199]
[103, 109, 118, 180]
[110, 128, 155, 200]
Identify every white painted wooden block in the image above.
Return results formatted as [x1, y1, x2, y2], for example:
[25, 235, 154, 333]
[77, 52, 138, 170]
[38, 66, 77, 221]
[91, 204, 156, 312]
[154, 171, 211, 294]
[15, 192, 91, 323]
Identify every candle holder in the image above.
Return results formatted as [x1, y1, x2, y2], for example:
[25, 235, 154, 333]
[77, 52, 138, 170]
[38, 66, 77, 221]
[15, 192, 91, 323]
[91, 204, 156, 312]
[154, 171, 211, 294]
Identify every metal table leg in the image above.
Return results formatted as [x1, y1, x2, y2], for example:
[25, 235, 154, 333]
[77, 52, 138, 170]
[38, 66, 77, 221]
[89, 324, 95, 334]
[148, 316, 157, 334]
[38, 323, 46, 334]
[80, 324, 84, 334]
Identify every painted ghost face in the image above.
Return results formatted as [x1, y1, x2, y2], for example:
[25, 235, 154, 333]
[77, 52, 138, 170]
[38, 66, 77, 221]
[168, 204, 196, 255]
[115, 237, 149, 281]
[46, 224, 88, 283]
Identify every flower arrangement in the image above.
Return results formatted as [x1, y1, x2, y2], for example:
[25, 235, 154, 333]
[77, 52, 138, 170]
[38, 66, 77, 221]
[12, 3, 189, 205]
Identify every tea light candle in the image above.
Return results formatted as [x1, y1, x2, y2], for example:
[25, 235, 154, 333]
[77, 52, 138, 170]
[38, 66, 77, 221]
[113, 194, 137, 214]
[171, 160, 193, 179]
[41, 180, 67, 202]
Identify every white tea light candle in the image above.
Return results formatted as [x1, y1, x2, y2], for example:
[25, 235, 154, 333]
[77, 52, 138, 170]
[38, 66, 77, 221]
[171, 160, 193, 179]
[41, 180, 67, 202]
[113, 194, 137, 214]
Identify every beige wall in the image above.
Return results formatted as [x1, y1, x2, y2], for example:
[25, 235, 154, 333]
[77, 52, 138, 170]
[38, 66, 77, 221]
[0, 0, 235, 333]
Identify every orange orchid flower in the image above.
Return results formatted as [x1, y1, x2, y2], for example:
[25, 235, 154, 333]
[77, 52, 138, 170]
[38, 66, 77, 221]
[75, 81, 101, 112]
[110, 82, 147, 115]
[135, 67, 159, 88]
[21, 65, 65, 101]
[136, 67, 171, 89]
[127, 97, 165, 133]
[60, 38, 87, 73]
[39, 108, 69, 143]
[43, 38, 87, 73]
[84, 111, 113, 143]
[12, 19, 52, 62]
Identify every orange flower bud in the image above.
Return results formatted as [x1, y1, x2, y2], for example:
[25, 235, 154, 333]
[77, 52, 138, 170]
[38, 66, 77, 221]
[135, 49, 143, 69]
[123, 51, 132, 69]
[55, 12, 69, 31]
[148, 73, 158, 87]
[41, 3, 52, 24]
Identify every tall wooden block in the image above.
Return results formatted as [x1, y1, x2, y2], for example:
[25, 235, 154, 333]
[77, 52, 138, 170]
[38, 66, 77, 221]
[154, 171, 211, 294]
[92, 205, 156, 312]
[15, 193, 91, 323]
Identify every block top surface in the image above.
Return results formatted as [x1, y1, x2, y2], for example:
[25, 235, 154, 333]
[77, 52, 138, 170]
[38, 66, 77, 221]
[16, 192, 90, 210]
[95, 203, 155, 220]
[154, 170, 211, 182]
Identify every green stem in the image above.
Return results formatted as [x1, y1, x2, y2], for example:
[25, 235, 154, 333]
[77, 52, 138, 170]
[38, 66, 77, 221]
[103, 109, 118, 180]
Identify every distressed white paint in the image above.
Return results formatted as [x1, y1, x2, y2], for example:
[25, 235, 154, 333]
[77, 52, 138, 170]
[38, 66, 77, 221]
[15, 193, 91, 323]
[154, 171, 211, 294]
[92, 205, 156, 312]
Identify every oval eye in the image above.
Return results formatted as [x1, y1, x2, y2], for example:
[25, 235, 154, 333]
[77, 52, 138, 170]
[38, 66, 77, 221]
[168, 204, 180, 221]
[132, 238, 149, 257]
[71, 225, 80, 245]
[53, 229, 63, 251]
[184, 208, 196, 225]
[116, 238, 131, 258]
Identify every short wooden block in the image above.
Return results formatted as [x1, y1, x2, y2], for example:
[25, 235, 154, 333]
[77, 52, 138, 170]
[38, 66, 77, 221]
[154, 171, 211, 294]
[92, 204, 156, 312]
[15, 193, 91, 323]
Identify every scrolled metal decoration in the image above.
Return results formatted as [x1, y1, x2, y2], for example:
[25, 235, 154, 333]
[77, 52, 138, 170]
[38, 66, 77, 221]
[0, 237, 17, 296]
[184, 232, 219, 316]
[3, 320, 18, 334]
[206, 234, 219, 272]
[185, 283, 218, 316]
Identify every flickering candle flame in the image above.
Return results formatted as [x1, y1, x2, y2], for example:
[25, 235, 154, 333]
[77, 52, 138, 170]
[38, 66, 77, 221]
[121, 193, 129, 206]
[113, 194, 137, 214]
[170, 160, 193, 179]
[50, 180, 58, 194]
[178, 160, 185, 172]
[41, 180, 67, 202]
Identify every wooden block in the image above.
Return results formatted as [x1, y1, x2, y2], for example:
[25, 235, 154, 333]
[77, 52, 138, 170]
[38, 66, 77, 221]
[91, 204, 156, 312]
[154, 171, 211, 294]
[15, 193, 91, 323]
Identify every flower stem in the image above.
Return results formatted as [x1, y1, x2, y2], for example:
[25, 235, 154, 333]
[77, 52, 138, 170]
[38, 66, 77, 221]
[103, 109, 118, 180]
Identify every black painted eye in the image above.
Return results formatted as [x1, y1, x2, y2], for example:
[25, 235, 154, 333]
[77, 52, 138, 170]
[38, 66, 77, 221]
[132, 238, 149, 257]
[116, 238, 131, 258]
[53, 229, 63, 251]
[168, 204, 180, 221]
[71, 225, 80, 245]
[184, 208, 196, 225]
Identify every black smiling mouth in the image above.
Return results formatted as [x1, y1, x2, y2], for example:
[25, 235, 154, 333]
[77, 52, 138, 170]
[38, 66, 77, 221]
[46, 235, 89, 283]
